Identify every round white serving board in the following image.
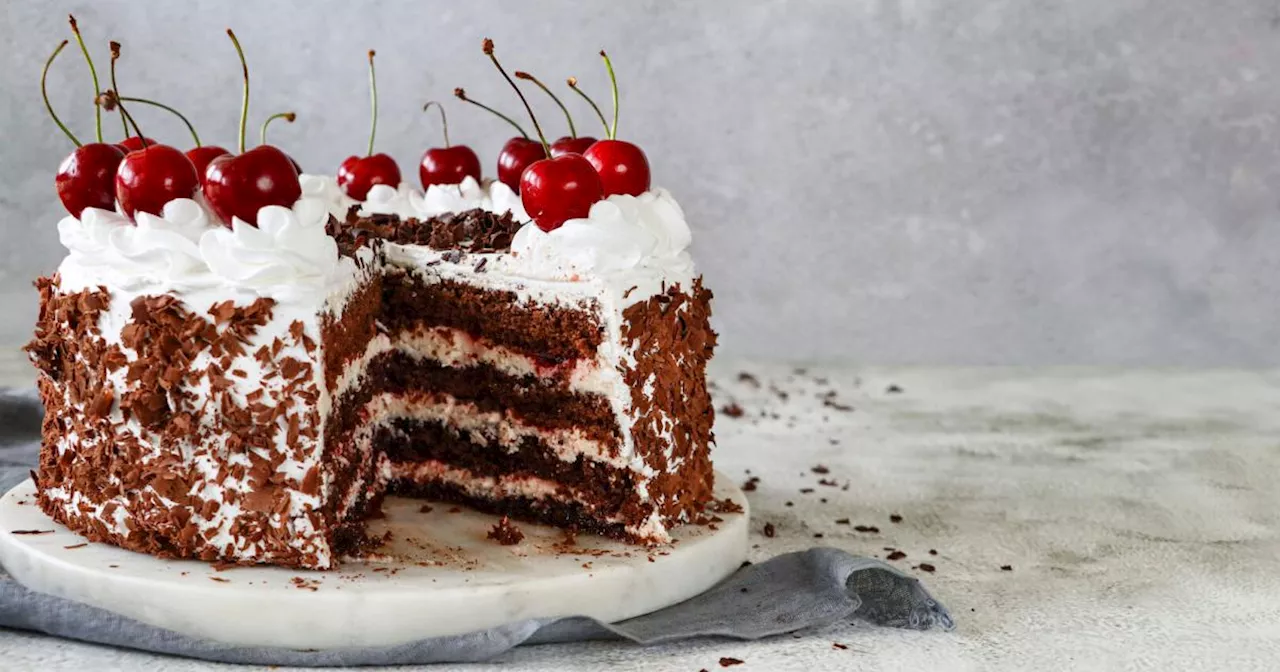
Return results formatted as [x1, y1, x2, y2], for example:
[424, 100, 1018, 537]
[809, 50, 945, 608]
[0, 474, 747, 650]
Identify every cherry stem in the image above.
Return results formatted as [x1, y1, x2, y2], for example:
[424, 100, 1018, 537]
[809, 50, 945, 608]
[260, 111, 295, 146]
[566, 77, 609, 137]
[516, 71, 575, 138]
[599, 51, 619, 140]
[42, 40, 81, 147]
[118, 96, 201, 146]
[68, 15, 102, 143]
[112, 94, 147, 149]
[108, 42, 130, 140]
[226, 29, 249, 154]
[484, 39, 549, 156]
[422, 101, 450, 147]
[453, 88, 528, 139]
[365, 50, 378, 157]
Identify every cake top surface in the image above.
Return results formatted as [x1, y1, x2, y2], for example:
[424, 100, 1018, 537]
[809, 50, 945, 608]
[53, 174, 697, 311]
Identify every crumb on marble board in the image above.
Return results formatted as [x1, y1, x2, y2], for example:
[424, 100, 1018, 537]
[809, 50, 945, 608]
[487, 516, 524, 546]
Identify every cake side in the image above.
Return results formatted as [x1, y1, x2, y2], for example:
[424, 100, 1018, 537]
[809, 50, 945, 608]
[26, 198, 385, 569]
[618, 277, 718, 538]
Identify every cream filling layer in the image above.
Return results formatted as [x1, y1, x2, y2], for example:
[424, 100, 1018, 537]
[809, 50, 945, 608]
[389, 459, 670, 542]
[388, 325, 617, 397]
[364, 391, 654, 478]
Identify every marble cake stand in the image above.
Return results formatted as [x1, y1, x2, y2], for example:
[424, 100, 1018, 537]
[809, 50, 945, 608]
[0, 473, 747, 650]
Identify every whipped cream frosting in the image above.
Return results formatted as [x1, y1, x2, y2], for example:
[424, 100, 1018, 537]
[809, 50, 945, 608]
[56, 172, 695, 308]
[504, 188, 694, 281]
[57, 195, 355, 303]
[300, 174, 528, 223]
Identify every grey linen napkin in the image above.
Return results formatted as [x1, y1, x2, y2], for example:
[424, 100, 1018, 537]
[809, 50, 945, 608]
[0, 388, 953, 666]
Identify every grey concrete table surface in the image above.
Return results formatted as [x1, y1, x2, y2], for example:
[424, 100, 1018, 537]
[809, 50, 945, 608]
[1, 348, 1278, 671]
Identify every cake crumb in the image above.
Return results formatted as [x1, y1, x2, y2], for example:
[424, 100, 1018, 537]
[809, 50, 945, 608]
[719, 657, 745, 667]
[737, 372, 759, 387]
[886, 384, 903, 394]
[709, 497, 744, 514]
[811, 464, 830, 474]
[63, 543, 88, 549]
[929, 549, 937, 555]
[853, 525, 880, 533]
[741, 476, 760, 492]
[209, 576, 229, 583]
[763, 522, 776, 538]
[418, 504, 434, 514]
[448, 506, 461, 514]
[835, 518, 850, 525]
[833, 642, 849, 650]
[1001, 564, 1013, 571]
[11, 529, 53, 535]
[823, 397, 853, 411]
[720, 402, 745, 418]
[487, 517, 524, 546]
[886, 550, 906, 561]
[890, 514, 903, 523]
[918, 563, 936, 573]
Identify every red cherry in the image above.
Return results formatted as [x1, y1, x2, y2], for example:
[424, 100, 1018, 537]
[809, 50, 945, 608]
[186, 146, 231, 181]
[420, 146, 481, 189]
[338, 154, 401, 200]
[584, 139, 651, 197]
[55, 143, 125, 217]
[497, 137, 546, 192]
[116, 136, 156, 153]
[203, 146, 302, 227]
[337, 50, 400, 200]
[551, 136, 597, 157]
[519, 154, 604, 232]
[418, 101, 481, 189]
[114, 144, 200, 219]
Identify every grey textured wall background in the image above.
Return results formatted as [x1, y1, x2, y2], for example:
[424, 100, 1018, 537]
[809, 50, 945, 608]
[3, 0, 1278, 365]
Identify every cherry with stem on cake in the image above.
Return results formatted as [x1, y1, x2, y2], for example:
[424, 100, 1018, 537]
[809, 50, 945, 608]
[111, 101, 200, 219]
[337, 50, 401, 200]
[202, 29, 302, 227]
[581, 51, 651, 197]
[261, 111, 302, 174]
[454, 87, 544, 192]
[107, 43, 199, 219]
[483, 38, 602, 231]
[514, 70, 596, 157]
[418, 101, 481, 189]
[45, 38, 124, 217]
